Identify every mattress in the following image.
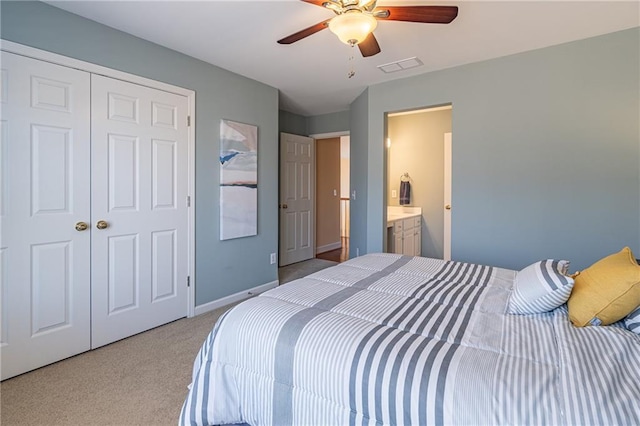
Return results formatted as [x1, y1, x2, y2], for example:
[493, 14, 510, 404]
[180, 253, 640, 425]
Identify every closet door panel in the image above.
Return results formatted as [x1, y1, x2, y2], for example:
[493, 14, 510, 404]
[0, 52, 91, 380]
[90, 75, 188, 349]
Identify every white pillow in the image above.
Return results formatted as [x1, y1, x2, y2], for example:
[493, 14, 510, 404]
[508, 260, 575, 315]
[624, 306, 640, 335]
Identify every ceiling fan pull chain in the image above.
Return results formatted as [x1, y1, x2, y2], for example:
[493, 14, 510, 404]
[348, 47, 356, 78]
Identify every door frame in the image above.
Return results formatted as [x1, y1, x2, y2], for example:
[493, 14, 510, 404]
[384, 105, 452, 259]
[308, 131, 350, 258]
[444, 132, 452, 261]
[1, 40, 197, 317]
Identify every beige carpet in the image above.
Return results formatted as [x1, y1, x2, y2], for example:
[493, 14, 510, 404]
[278, 258, 337, 284]
[0, 258, 337, 426]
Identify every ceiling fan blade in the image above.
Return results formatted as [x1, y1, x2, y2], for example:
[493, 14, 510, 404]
[358, 33, 381, 57]
[277, 19, 331, 44]
[375, 6, 458, 24]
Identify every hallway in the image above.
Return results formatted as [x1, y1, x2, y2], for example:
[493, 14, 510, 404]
[316, 237, 349, 263]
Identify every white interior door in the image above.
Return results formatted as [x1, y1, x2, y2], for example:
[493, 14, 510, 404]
[279, 132, 314, 266]
[1, 52, 91, 380]
[90, 75, 189, 348]
[444, 132, 452, 261]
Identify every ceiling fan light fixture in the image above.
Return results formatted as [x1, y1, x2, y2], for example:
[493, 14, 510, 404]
[328, 11, 377, 45]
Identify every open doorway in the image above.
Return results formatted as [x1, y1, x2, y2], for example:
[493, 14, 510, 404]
[316, 135, 350, 263]
[385, 105, 452, 260]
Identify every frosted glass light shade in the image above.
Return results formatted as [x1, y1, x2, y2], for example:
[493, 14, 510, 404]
[328, 12, 377, 45]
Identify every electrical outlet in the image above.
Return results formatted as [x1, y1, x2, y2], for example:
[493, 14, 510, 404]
[270, 253, 277, 264]
[356, 248, 360, 257]
[351, 190, 356, 200]
[391, 189, 397, 198]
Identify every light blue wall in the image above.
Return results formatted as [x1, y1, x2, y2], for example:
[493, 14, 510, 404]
[1, 1, 280, 305]
[307, 110, 350, 135]
[351, 28, 640, 271]
[349, 90, 370, 258]
[279, 109, 350, 136]
[279, 109, 307, 136]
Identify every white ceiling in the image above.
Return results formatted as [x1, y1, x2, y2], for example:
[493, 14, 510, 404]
[47, 0, 639, 116]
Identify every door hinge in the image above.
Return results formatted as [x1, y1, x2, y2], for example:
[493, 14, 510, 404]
[186, 195, 191, 207]
[187, 115, 191, 127]
[187, 276, 191, 287]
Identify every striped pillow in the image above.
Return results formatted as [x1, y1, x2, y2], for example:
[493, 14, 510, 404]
[625, 306, 640, 334]
[508, 260, 575, 315]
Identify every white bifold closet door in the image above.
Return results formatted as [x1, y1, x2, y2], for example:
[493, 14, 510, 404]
[1, 52, 92, 380]
[1, 51, 189, 379]
[90, 75, 188, 349]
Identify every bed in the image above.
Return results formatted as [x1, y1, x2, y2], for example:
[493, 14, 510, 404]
[180, 253, 640, 425]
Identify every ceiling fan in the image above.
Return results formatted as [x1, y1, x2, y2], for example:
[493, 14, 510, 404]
[277, 0, 458, 58]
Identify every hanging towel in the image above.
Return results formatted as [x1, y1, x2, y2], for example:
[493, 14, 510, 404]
[399, 180, 411, 205]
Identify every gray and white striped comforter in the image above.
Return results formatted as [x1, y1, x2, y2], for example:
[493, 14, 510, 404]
[180, 253, 640, 425]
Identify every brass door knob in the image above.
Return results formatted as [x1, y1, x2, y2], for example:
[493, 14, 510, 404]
[282, 204, 288, 209]
[445, 204, 451, 210]
[75, 222, 88, 231]
[96, 220, 109, 230]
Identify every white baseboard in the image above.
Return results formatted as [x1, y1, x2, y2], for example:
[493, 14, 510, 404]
[316, 241, 342, 254]
[194, 279, 279, 316]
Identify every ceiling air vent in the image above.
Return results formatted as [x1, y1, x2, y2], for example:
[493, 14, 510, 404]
[377, 57, 424, 74]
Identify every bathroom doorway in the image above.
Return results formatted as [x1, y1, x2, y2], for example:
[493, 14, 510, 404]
[385, 105, 452, 260]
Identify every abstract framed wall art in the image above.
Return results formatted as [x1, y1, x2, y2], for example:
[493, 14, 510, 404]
[219, 119, 258, 240]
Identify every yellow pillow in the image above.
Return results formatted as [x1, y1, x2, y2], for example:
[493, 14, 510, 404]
[567, 247, 640, 327]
